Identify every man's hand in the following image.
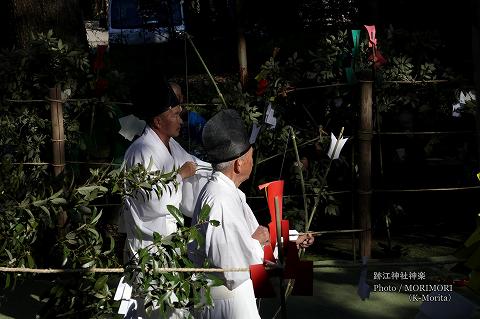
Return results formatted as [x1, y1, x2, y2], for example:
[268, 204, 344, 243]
[252, 225, 270, 246]
[179, 161, 197, 179]
[296, 233, 314, 249]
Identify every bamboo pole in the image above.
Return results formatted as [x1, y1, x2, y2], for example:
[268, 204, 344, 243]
[298, 229, 364, 236]
[0, 257, 462, 274]
[235, 0, 248, 88]
[0, 266, 250, 274]
[238, 31, 248, 88]
[186, 34, 228, 108]
[289, 127, 308, 232]
[49, 87, 65, 176]
[274, 196, 287, 319]
[358, 81, 373, 257]
[351, 131, 357, 263]
[306, 127, 344, 231]
[49, 86, 67, 232]
[470, 3, 480, 166]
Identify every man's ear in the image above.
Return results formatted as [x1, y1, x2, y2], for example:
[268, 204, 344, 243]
[151, 115, 162, 129]
[233, 158, 242, 174]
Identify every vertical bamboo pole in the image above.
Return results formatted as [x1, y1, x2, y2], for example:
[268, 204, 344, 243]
[471, 2, 480, 166]
[358, 81, 373, 257]
[238, 31, 248, 88]
[236, 0, 248, 88]
[50, 86, 65, 176]
[351, 137, 357, 263]
[274, 196, 287, 319]
[50, 86, 67, 231]
[289, 127, 308, 232]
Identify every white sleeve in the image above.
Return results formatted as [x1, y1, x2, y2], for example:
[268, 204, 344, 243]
[176, 146, 212, 217]
[206, 201, 263, 290]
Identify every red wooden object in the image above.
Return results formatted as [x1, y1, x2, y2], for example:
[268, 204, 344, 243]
[249, 180, 313, 297]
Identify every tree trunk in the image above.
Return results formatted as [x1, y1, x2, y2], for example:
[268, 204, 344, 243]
[236, 0, 247, 88]
[1, 0, 87, 49]
[358, 0, 379, 26]
[472, 0, 480, 166]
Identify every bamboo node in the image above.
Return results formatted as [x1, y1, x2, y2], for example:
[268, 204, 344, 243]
[357, 130, 373, 141]
[357, 190, 372, 195]
[46, 98, 65, 103]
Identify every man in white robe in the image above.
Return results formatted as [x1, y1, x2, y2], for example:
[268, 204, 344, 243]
[119, 79, 212, 319]
[121, 80, 210, 259]
[190, 110, 313, 319]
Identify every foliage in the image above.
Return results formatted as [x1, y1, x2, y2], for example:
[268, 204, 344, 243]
[367, 26, 460, 115]
[0, 30, 217, 317]
[0, 31, 119, 296]
[186, 25, 467, 232]
[1, 157, 216, 317]
[0, 30, 90, 100]
[124, 204, 221, 317]
[306, 30, 351, 83]
[39, 273, 121, 318]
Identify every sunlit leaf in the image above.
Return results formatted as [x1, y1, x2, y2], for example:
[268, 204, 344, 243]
[209, 220, 220, 227]
[94, 275, 108, 291]
[81, 260, 95, 268]
[167, 205, 184, 227]
[51, 197, 67, 205]
[199, 204, 211, 222]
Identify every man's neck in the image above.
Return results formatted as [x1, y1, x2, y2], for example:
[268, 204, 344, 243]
[220, 170, 242, 188]
[151, 126, 171, 151]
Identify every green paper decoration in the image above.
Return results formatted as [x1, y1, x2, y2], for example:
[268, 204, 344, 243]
[345, 67, 357, 85]
[352, 30, 361, 57]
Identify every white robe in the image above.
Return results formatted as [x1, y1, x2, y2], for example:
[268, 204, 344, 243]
[120, 125, 210, 258]
[190, 171, 263, 319]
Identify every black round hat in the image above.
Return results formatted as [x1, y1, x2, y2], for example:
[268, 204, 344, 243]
[202, 109, 251, 163]
[131, 76, 179, 120]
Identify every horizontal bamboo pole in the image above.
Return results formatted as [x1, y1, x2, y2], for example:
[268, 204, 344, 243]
[0, 266, 249, 274]
[313, 257, 464, 269]
[5, 161, 122, 166]
[383, 79, 449, 84]
[284, 79, 451, 94]
[3, 78, 452, 105]
[0, 257, 464, 274]
[374, 130, 477, 135]
[298, 229, 364, 236]
[375, 185, 480, 192]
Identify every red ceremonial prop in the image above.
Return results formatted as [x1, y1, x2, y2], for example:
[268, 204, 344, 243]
[249, 180, 313, 298]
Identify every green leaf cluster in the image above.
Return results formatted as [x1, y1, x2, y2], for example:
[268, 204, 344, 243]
[121, 204, 219, 317]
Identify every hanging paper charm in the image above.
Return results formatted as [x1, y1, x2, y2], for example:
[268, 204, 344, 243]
[327, 132, 348, 160]
[364, 25, 377, 48]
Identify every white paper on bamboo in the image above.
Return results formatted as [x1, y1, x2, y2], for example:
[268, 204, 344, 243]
[453, 91, 476, 118]
[249, 123, 261, 144]
[115, 276, 137, 317]
[119, 114, 146, 141]
[118, 299, 138, 315]
[265, 104, 277, 128]
[327, 133, 348, 159]
[114, 276, 126, 301]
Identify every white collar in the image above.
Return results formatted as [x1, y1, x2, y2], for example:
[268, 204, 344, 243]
[213, 171, 246, 202]
[144, 125, 175, 152]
